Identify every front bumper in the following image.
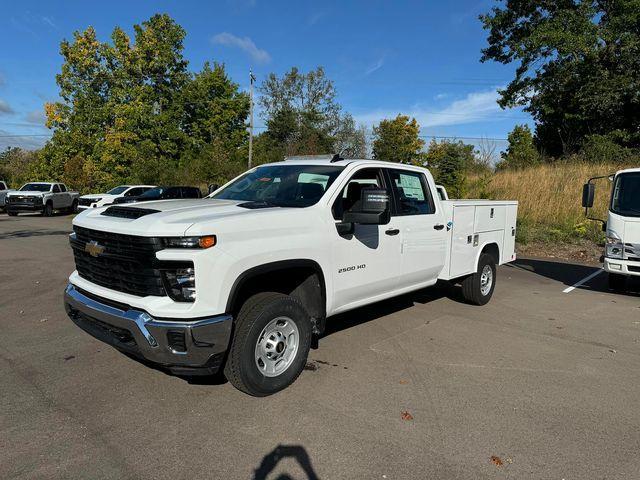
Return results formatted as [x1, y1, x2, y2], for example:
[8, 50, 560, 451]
[64, 283, 233, 375]
[604, 258, 640, 277]
[6, 202, 44, 213]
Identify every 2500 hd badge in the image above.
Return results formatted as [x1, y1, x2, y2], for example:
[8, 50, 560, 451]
[338, 264, 366, 274]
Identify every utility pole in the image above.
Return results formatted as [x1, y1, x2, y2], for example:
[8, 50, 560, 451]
[248, 69, 256, 169]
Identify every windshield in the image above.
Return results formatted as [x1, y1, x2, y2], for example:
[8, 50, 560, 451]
[107, 186, 128, 195]
[139, 187, 163, 198]
[212, 164, 344, 207]
[20, 183, 51, 192]
[611, 172, 640, 217]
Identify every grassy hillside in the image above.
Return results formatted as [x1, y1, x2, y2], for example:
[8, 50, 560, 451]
[465, 161, 637, 245]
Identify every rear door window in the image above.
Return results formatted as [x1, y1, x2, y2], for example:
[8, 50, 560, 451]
[387, 169, 435, 215]
[52, 184, 61, 193]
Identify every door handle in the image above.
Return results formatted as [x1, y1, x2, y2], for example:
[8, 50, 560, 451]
[433, 224, 445, 231]
[385, 228, 400, 236]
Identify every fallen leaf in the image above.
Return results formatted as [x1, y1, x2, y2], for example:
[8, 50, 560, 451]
[399, 380, 409, 384]
[303, 362, 317, 371]
[401, 410, 413, 421]
[39, 318, 47, 323]
[491, 456, 503, 467]
[64, 355, 75, 361]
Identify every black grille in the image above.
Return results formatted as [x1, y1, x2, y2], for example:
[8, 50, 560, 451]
[71, 226, 167, 297]
[78, 198, 93, 206]
[167, 330, 187, 352]
[101, 206, 160, 219]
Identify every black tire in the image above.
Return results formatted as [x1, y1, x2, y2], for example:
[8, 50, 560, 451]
[70, 199, 78, 214]
[461, 253, 496, 306]
[608, 272, 627, 292]
[43, 202, 53, 217]
[8, 211, 17, 216]
[224, 292, 312, 396]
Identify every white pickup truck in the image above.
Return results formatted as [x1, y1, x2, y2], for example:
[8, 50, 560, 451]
[64, 158, 517, 396]
[583, 167, 640, 290]
[78, 185, 156, 211]
[0, 180, 14, 211]
[6, 182, 80, 216]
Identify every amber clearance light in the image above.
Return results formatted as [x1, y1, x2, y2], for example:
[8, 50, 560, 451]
[163, 236, 217, 249]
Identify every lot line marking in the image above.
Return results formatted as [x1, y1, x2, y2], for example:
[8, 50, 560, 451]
[563, 269, 604, 294]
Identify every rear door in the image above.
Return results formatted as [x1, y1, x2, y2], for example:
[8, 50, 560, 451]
[51, 183, 63, 208]
[386, 168, 447, 287]
[330, 167, 402, 310]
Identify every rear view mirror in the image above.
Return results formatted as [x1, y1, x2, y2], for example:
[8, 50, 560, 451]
[582, 183, 595, 208]
[343, 187, 391, 225]
[208, 184, 219, 194]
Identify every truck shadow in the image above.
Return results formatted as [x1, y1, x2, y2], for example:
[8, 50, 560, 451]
[324, 281, 459, 337]
[510, 257, 640, 296]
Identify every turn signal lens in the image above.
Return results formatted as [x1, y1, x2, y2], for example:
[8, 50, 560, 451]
[198, 236, 216, 249]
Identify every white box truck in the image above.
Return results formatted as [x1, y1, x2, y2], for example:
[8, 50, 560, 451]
[583, 168, 640, 291]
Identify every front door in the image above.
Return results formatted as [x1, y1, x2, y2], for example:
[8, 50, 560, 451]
[386, 168, 447, 288]
[330, 167, 402, 310]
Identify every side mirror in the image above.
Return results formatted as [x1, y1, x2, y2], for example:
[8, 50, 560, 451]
[343, 187, 391, 225]
[582, 183, 595, 208]
[208, 184, 219, 195]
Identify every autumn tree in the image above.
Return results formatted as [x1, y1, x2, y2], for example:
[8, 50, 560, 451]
[40, 14, 248, 191]
[372, 115, 425, 164]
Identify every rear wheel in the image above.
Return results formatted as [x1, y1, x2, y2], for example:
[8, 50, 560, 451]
[8, 211, 17, 216]
[224, 292, 312, 396]
[461, 253, 496, 305]
[70, 199, 78, 214]
[608, 272, 627, 292]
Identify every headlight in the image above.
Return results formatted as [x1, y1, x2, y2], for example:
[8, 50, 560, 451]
[163, 236, 216, 249]
[162, 265, 196, 302]
[605, 232, 623, 259]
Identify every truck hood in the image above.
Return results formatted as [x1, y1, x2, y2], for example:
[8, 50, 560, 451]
[7, 191, 46, 197]
[80, 193, 112, 200]
[72, 198, 291, 236]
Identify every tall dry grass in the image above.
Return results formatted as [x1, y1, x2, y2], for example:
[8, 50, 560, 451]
[465, 161, 638, 243]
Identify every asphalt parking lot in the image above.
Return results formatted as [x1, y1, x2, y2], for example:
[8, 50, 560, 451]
[1, 213, 640, 480]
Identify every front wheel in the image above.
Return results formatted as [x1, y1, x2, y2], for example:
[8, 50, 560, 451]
[461, 253, 497, 305]
[224, 292, 312, 396]
[7, 211, 18, 216]
[43, 202, 53, 217]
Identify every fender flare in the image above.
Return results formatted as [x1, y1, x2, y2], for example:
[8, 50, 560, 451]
[474, 242, 500, 271]
[225, 259, 327, 314]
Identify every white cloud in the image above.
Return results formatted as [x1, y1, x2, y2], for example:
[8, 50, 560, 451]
[26, 109, 46, 125]
[353, 88, 505, 129]
[41, 16, 58, 30]
[0, 99, 14, 115]
[0, 129, 49, 150]
[364, 57, 385, 76]
[212, 32, 271, 64]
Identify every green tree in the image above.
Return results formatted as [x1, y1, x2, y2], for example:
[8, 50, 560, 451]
[480, 0, 640, 156]
[257, 67, 365, 160]
[425, 140, 475, 198]
[497, 125, 540, 170]
[40, 14, 248, 191]
[371, 115, 425, 164]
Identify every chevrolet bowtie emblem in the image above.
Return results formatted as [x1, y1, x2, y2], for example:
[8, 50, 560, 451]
[85, 240, 105, 257]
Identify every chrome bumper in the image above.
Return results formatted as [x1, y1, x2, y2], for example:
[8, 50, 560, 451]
[64, 284, 233, 374]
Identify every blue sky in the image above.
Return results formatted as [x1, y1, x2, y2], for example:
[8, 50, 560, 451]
[0, 0, 533, 153]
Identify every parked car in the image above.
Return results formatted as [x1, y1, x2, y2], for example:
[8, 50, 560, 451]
[78, 185, 156, 211]
[6, 182, 80, 216]
[112, 186, 202, 204]
[64, 157, 517, 396]
[0, 180, 15, 212]
[582, 168, 640, 291]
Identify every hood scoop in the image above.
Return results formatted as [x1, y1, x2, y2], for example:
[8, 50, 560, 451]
[101, 206, 160, 219]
